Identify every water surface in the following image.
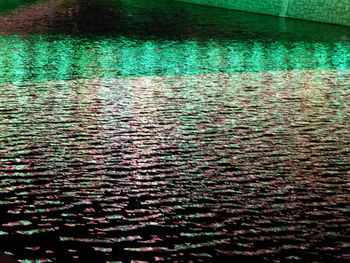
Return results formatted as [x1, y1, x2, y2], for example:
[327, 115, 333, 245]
[0, 0, 350, 262]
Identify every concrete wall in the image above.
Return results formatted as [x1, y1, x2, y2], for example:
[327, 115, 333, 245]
[176, 0, 350, 26]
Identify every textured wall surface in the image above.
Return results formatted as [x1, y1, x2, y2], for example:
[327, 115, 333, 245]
[287, 0, 350, 26]
[176, 0, 350, 26]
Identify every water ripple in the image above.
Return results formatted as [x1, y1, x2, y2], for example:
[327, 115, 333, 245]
[0, 0, 350, 262]
[1, 70, 349, 261]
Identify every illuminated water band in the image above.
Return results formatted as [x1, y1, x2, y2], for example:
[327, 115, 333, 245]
[176, 0, 350, 27]
[0, 35, 349, 84]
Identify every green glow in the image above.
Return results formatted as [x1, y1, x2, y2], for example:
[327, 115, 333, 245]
[0, 35, 349, 84]
[0, 0, 43, 14]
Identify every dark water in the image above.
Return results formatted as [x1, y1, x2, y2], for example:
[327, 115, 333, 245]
[0, 0, 350, 262]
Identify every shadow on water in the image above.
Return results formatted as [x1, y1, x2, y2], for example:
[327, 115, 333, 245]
[0, 0, 45, 14]
[0, 0, 349, 42]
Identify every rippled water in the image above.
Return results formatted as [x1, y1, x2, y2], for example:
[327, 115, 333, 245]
[0, 0, 350, 262]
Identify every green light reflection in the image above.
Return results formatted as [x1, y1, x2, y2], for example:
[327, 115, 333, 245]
[0, 35, 348, 84]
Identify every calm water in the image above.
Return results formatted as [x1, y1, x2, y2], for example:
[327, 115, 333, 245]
[0, 0, 350, 262]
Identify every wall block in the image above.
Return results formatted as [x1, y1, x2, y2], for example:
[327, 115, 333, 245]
[176, 0, 350, 26]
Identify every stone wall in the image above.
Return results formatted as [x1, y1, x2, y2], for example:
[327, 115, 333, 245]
[176, 0, 350, 26]
[287, 0, 350, 26]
